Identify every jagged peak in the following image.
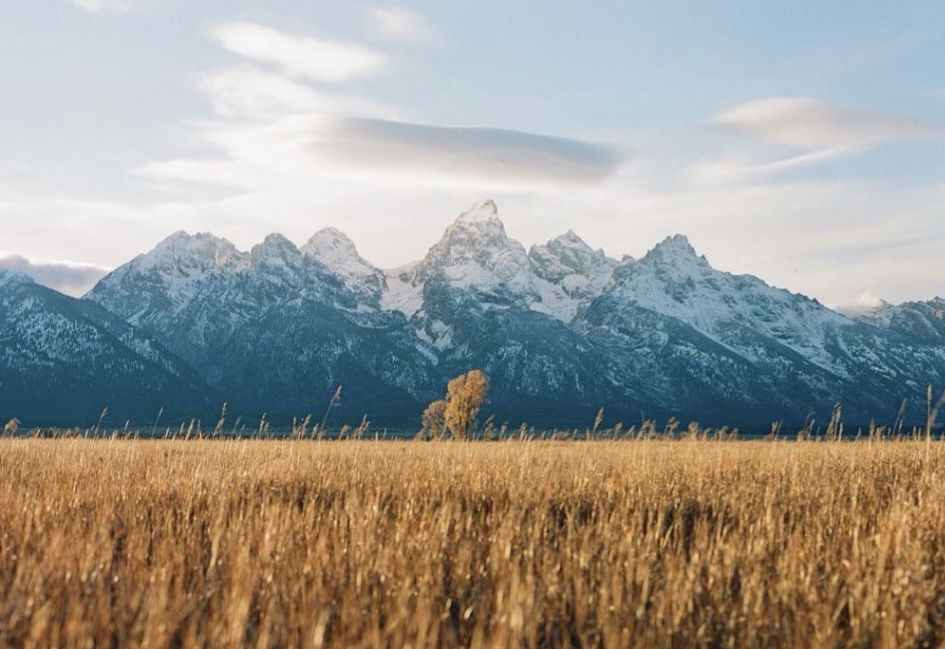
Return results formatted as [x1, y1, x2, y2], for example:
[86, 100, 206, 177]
[163, 229, 188, 242]
[441, 200, 508, 240]
[140, 230, 244, 269]
[550, 229, 590, 248]
[253, 233, 299, 254]
[155, 230, 231, 249]
[302, 227, 360, 259]
[303, 227, 383, 298]
[642, 234, 703, 263]
[527, 230, 616, 301]
[426, 200, 517, 264]
[454, 199, 499, 225]
[532, 228, 614, 267]
[540, 229, 601, 257]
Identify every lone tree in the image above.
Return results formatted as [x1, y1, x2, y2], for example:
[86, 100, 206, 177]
[444, 369, 489, 439]
[420, 399, 447, 440]
[420, 370, 490, 440]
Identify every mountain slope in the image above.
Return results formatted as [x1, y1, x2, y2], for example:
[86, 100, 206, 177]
[86, 232, 438, 425]
[528, 229, 617, 322]
[0, 269, 212, 425]
[575, 236, 945, 424]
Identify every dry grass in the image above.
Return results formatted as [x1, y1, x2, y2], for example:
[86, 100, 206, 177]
[3, 438, 945, 648]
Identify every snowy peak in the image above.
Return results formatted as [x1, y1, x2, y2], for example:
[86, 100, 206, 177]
[250, 233, 301, 266]
[146, 231, 246, 270]
[416, 200, 536, 304]
[601, 237, 852, 374]
[303, 226, 378, 278]
[556, 229, 590, 248]
[422, 200, 520, 269]
[87, 231, 250, 318]
[527, 229, 617, 322]
[303, 227, 360, 261]
[855, 297, 945, 343]
[529, 230, 613, 283]
[303, 227, 385, 303]
[435, 199, 510, 253]
[641, 234, 704, 266]
[455, 199, 500, 225]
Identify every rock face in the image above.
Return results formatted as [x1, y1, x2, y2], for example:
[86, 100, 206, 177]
[0, 269, 211, 426]
[14, 199, 945, 430]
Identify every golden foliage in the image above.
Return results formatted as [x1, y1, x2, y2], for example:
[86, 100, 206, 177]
[443, 369, 489, 439]
[420, 398, 447, 439]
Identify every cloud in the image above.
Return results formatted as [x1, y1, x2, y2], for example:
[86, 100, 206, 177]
[148, 20, 622, 192]
[835, 291, 887, 315]
[690, 97, 945, 184]
[365, 6, 434, 43]
[297, 117, 622, 184]
[196, 66, 394, 120]
[70, 0, 134, 12]
[211, 22, 387, 83]
[0, 254, 109, 297]
[176, 115, 623, 189]
[684, 148, 843, 185]
[712, 96, 943, 152]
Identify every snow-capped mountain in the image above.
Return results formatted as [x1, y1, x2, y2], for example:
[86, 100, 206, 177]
[86, 229, 439, 424]
[0, 269, 211, 425]
[854, 298, 945, 344]
[594, 234, 853, 374]
[528, 229, 618, 322]
[372, 200, 624, 423]
[382, 199, 616, 322]
[575, 235, 945, 423]
[399, 200, 541, 310]
[302, 228, 386, 306]
[11, 199, 943, 429]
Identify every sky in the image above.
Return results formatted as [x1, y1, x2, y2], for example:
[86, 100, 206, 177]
[1, 1, 943, 308]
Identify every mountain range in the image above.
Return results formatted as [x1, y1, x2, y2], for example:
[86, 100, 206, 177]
[2, 200, 944, 431]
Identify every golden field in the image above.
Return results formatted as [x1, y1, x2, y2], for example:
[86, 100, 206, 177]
[3, 437, 945, 648]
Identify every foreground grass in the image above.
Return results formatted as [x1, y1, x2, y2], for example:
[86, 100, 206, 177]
[2, 439, 945, 648]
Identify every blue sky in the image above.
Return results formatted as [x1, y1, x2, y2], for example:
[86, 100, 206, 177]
[1, 0, 943, 308]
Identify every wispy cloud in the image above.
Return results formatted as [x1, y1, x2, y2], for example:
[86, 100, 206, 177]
[211, 22, 387, 83]
[365, 6, 435, 43]
[70, 0, 135, 12]
[195, 65, 394, 121]
[689, 97, 945, 184]
[712, 96, 943, 152]
[0, 254, 109, 296]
